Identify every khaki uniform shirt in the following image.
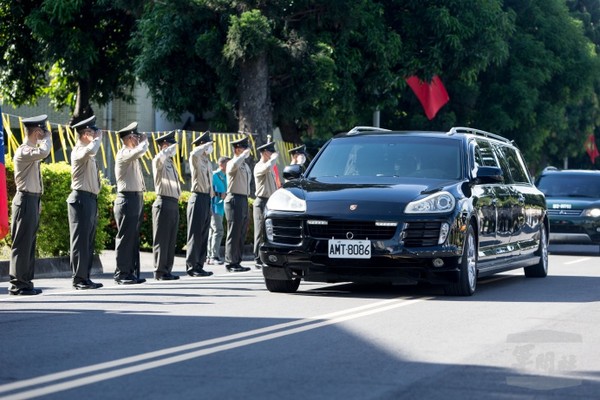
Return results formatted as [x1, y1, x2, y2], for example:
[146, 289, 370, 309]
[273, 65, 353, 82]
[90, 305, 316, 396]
[70, 138, 101, 195]
[13, 137, 52, 194]
[226, 154, 252, 196]
[254, 158, 278, 198]
[152, 148, 181, 199]
[115, 141, 148, 192]
[189, 148, 213, 195]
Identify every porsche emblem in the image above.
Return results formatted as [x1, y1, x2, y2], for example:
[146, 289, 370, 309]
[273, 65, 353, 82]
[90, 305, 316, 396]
[349, 204, 358, 211]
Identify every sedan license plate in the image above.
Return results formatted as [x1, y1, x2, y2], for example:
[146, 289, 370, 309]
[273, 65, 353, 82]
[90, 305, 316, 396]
[328, 239, 371, 259]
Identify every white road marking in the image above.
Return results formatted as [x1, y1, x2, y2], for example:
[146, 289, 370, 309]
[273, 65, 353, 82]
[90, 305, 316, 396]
[0, 296, 430, 399]
[564, 258, 591, 265]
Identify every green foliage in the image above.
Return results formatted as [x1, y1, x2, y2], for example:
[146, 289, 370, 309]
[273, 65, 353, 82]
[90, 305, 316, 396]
[224, 10, 273, 65]
[0, 160, 112, 259]
[0, 0, 139, 115]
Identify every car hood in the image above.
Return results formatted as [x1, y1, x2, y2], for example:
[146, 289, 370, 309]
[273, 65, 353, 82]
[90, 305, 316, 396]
[545, 196, 600, 210]
[287, 178, 458, 218]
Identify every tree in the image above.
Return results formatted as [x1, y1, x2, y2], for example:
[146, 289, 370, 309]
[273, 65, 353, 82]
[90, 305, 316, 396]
[135, 0, 518, 146]
[0, 0, 140, 124]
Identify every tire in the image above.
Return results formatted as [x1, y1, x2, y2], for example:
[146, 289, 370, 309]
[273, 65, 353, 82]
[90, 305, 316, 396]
[524, 223, 548, 278]
[265, 277, 301, 293]
[444, 225, 477, 296]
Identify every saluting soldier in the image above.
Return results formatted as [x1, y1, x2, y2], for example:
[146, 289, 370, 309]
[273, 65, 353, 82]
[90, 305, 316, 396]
[8, 114, 52, 296]
[113, 122, 148, 284]
[288, 144, 307, 168]
[152, 130, 181, 280]
[68, 115, 103, 290]
[253, 141, 279, 269]
[185, 131, 215, 277]
[224, 136, 252, 272]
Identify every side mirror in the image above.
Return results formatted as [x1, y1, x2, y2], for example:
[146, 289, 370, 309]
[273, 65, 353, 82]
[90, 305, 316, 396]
[474, 166, 503, 184]
[283, 164, 303, 180]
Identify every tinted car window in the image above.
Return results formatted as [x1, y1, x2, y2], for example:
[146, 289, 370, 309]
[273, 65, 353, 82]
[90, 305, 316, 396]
[308, 136, 462, 180]
[501, 146, 530, 184]
[474, 139, 499, 168]
[537, 174, 600, 197]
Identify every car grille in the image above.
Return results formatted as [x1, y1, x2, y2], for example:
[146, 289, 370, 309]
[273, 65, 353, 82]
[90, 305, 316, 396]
[271, 220, 303, 245]
[402, 221, 441, 247]
[307, 221, 397, 240]
[547, 210, 582, 216]
[549, 224, 586, 234]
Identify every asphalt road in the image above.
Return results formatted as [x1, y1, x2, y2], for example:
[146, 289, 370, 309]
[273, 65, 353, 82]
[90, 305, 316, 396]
[0, 250, 599, 399]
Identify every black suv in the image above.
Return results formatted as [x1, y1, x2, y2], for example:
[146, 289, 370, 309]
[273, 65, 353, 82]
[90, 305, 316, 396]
[536, 168, 600, 244]
[259, 127, 548, 296]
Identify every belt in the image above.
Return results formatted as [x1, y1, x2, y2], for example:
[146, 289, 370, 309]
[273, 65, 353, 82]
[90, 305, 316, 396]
[156, 195, 179, 202]
[193, 192, 211, 196]
[73, 190, 98, 199]
[118, 191, 143, 197]
[17, 191, 41, 197]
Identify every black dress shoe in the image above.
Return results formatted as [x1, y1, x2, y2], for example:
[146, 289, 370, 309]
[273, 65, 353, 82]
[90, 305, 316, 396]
[187, 269, 213, 277]
[226, 264, 251, 272]
[9, 288, 42, 296]
[254, 262, 265, 270]
[155, 273, 180, 281]
[73, 280, 103, 290]
[115, 276, 146, 285]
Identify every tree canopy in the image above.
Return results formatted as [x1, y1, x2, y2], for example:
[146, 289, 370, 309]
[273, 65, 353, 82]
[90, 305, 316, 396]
[0, 0, 140, 123]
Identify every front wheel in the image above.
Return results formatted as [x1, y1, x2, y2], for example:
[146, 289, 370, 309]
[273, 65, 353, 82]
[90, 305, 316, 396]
[444, 225, 477, 296]
[265, 278, 301, 293]
[524, 223, 548, 278]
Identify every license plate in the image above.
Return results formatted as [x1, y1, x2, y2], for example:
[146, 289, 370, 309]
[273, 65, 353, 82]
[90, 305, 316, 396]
[328, 239, 371, 259]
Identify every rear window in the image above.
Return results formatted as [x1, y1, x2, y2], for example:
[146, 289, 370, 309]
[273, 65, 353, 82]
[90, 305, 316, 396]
[537, 173, 600, 198]
[308, 135, 462, 180]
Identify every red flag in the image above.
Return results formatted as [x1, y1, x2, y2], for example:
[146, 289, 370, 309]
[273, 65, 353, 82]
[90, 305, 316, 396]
[405, 75, 450, 120]
[585, 133, 599, 164]
[0, 105, 9, 240]
[273, 164, 282, 188]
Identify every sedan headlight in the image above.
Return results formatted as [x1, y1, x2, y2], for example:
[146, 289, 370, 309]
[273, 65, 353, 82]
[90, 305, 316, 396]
[266, 189, 306, 212]
[405, 191, 456, 214]
[582, 208, 600, 218]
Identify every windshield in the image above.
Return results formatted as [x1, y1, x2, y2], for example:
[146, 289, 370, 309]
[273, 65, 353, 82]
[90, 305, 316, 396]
[537, 174, 600, 198]
[307, 135, 462, 180]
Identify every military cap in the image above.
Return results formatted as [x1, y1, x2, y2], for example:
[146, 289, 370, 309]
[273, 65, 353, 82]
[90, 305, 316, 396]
[117, 121, 138, 138]
[71, 115, 98, 133]
[192, 131, 212, 146]
[257, 141, 276, 153]
[155, 130, 177, 144]
[230, 136, 250, 149]
[288, 144, 306, 155]
[22, 114, 48, 129]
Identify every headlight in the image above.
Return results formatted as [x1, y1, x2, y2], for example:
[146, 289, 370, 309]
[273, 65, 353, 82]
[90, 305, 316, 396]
[266, 189, 306, 212]
[582, 208, 600, 218]
[405, 191, 456, 214]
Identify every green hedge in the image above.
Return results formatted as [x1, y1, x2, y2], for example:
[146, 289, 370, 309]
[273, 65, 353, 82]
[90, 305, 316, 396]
[1, 159, 255, 259]
[0, 160, 113, 258]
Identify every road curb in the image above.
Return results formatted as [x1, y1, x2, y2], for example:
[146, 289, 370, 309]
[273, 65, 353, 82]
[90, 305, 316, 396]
[0, 255, 103, 281]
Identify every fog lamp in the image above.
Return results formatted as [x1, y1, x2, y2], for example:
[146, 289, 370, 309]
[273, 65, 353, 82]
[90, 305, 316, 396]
[438, 222, 450, 244]
[432, 258, 445, 268]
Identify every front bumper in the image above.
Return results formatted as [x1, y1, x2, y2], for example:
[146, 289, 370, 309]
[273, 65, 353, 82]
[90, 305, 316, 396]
[259, 238, 464, 285]
[548, 217, 600, 244]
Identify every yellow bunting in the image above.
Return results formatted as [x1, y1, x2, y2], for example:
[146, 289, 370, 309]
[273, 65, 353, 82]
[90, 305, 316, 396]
[107, 130, 118, 163]
[181, 130, 188, 161]
[100, 139, 107, 169]
[57, 125, 69, 162]
[64, 126, 76, 148]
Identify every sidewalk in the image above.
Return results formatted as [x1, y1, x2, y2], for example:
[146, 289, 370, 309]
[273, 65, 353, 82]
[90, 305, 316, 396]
[0, 245, 255, 281]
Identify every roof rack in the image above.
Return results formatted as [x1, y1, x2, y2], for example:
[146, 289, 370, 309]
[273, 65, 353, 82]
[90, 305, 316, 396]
[347, 126, 391, 135]
[448, 126, 511, 144]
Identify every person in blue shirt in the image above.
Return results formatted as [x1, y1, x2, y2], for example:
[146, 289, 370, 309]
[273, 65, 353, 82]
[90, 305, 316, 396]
[207, 156, 230, 265]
